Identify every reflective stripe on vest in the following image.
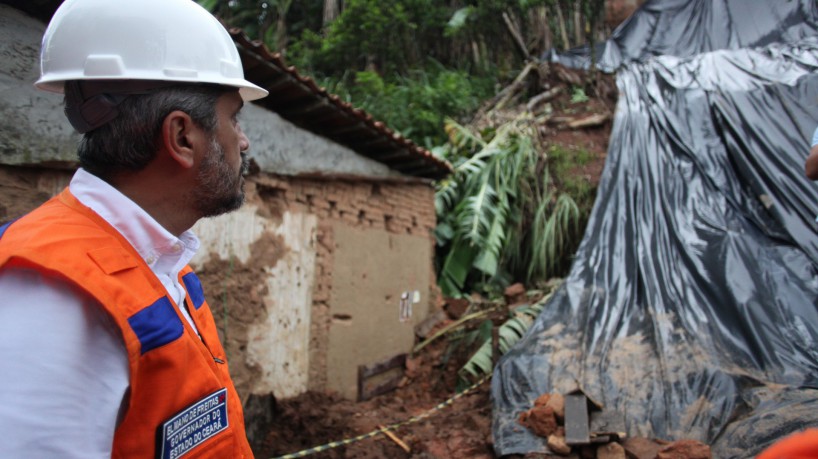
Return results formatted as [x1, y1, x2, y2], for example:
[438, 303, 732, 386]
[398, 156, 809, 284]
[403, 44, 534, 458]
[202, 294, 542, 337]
[182, 271, 206, 310]
[127, 296, 185, 355]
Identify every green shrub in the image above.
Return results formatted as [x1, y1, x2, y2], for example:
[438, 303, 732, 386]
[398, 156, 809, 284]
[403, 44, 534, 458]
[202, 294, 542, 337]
[317, 64, 495, 146]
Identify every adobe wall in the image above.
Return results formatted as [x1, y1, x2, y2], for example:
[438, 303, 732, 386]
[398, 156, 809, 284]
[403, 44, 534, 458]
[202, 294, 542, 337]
[281, 176, 438, 397]
[0, 166, 73, 219]
[0, 6, 79, 167]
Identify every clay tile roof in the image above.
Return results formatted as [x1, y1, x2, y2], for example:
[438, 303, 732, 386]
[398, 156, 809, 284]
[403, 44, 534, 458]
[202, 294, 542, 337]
[230, 29, 453, 180]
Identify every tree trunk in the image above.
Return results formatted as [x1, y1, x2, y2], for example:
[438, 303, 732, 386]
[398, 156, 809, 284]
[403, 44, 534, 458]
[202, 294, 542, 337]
[541, 6, 552, 54]
[573, 2, 582, 47]
[555, 2, 570, 49]
[275, 0, 292, 52]
[259, 9, 274, 44]
[276, 17, 288, 52]
[502, 11, 530, 60]
[323, 0, 339, 27]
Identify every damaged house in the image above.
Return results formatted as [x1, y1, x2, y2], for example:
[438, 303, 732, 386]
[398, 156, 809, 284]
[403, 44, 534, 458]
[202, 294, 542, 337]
[0, 0, 451, 442]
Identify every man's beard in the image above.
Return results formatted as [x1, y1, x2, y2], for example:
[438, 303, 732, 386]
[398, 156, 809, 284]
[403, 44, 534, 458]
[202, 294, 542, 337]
[193, 139, 248, 218]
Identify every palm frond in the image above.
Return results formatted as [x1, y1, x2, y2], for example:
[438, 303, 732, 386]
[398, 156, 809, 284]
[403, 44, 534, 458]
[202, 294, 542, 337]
[461, 182, 496, 245]
[528, 192, 581, 280]
[412, 307, 498, 354]
[439, 237, 478, 295]
[435, 177, 460, 214]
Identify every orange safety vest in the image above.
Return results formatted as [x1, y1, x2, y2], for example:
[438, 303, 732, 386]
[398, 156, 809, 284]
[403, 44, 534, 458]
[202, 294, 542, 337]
[0, 189, 254, 459]
[757, 428, 818, 459]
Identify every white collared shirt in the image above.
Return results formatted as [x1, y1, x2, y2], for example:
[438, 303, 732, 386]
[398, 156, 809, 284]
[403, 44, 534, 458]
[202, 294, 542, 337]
[0, 168, 201, 457]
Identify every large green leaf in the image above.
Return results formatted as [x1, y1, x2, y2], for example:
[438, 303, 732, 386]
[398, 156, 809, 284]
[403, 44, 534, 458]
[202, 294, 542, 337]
[472, 204, 506, 275]
[439, 237, 477, 295]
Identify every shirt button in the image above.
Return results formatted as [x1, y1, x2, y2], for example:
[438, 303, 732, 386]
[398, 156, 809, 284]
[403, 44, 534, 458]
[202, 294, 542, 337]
[172, 243, 183, 253]
[146, 255, 156, 264]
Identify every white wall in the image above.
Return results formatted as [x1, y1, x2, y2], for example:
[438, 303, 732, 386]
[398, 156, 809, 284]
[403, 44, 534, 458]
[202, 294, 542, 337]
[242, 103, 402, 178]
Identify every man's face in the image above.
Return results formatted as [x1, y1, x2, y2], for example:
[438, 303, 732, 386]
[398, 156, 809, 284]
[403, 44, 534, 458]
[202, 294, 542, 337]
[193, 91, 250, 218]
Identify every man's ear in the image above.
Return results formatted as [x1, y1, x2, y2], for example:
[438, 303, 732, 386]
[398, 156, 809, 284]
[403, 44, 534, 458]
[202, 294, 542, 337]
[161, 110, 204, 169]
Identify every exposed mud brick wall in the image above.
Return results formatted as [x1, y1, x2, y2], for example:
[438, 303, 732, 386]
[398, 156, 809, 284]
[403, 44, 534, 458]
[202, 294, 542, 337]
[194, 235, 277, 402]
[0, 166, 73, 221]
[273, 175, 438, 392]
[310, 221, 334, 393]
[285, 179, 437, 234]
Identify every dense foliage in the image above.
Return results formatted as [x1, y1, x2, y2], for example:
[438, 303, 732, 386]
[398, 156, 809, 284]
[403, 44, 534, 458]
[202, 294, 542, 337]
[199, 0, 607, 145]
[317, 65, 494, 146]
[199, 0, 606, 295]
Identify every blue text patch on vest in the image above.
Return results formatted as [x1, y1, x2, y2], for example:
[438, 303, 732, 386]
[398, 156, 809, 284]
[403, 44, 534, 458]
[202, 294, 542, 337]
[159, 388, 229, 459]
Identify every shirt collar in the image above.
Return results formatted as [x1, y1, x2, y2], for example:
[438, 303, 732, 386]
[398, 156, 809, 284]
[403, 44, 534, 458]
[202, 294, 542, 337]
[68, 168, 200, 273]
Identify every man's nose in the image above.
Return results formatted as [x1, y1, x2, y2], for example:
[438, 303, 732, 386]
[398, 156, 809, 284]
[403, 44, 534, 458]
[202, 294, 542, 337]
[238, 124, 250, 152]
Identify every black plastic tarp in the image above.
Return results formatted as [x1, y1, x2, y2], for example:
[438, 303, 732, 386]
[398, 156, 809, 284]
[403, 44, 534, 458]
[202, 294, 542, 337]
[491, 1, 818, 457]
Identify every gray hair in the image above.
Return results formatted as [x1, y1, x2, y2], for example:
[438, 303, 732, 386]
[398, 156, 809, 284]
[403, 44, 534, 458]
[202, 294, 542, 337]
[71, 83, 228, 179]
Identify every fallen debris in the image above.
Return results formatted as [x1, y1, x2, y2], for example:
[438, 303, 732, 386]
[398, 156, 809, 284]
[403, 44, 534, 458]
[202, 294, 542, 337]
[444, 297, 471, 320]
[547, 434, 572, 455]
[517, 391, 712, 459]
[656, 439, 711, 459]
[527, 87, 564, 113]
[596, 442, 626, 459]
[564, 394, 591, 444]
[567, 113, 611, 129]
[622, 437, 665, 459]
[504, 282, 528, 306]
[519, 403, 559, 438]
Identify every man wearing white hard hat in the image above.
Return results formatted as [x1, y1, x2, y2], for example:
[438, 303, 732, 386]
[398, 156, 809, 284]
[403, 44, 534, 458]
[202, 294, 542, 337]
[0, 0, 267, 457]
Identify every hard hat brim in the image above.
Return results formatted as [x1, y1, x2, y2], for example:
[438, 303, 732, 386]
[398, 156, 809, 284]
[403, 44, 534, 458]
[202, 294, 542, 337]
[35, 76, 269, 102]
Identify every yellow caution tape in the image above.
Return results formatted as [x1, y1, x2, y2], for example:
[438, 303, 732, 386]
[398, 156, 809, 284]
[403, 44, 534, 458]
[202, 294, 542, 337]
[270, 374, 491, 459]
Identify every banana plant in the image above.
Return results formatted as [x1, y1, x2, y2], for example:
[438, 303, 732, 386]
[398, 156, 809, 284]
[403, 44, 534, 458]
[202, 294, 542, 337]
[435, 115, 586, 297]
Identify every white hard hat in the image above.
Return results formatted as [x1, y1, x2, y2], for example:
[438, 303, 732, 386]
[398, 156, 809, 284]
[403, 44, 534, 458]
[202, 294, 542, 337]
[35, 0, 268, 102]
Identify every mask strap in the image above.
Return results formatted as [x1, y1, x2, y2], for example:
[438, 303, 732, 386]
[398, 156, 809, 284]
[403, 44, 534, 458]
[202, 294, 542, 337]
[63, 80, 181, 133]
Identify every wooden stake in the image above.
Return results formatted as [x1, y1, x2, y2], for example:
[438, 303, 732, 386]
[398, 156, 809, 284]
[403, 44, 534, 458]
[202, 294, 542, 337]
[378, 425, 411, 453]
